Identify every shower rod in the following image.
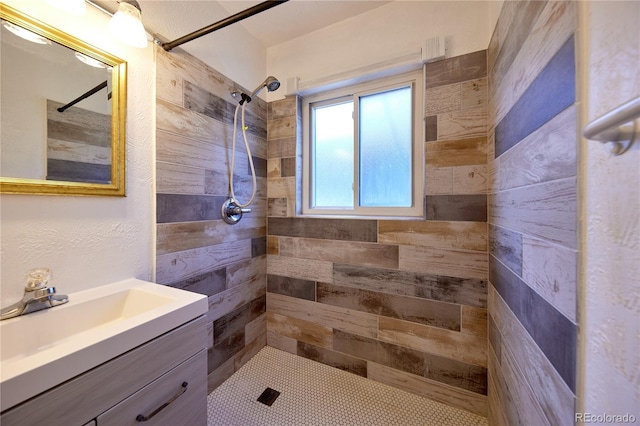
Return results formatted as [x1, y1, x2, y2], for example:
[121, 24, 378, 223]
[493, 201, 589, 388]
[159, 0, 289, 52]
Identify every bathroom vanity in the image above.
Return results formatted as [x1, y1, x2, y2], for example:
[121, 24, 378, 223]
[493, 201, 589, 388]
[0, 279, 208, 425]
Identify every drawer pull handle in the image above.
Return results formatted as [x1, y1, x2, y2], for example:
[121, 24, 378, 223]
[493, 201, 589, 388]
[135, 381, 188, 422]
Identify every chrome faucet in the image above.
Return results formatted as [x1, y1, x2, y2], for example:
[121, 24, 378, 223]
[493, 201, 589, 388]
[0, 268, 69, 321]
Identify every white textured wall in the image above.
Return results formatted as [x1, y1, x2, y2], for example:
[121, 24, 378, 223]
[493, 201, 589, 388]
[0, 0, 155, 304]
[266, 1, 496, 101]
[581, 0, 640, 419]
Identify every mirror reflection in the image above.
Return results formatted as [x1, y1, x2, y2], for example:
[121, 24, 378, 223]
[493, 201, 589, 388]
[0, 4, 126, 196]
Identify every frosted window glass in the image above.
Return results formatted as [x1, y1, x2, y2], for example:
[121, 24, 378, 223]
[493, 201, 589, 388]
[312, 101, 354, 208]
[359, 86, 412, 207]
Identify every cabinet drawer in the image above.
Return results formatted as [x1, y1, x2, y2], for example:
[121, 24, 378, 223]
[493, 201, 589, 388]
[98, 350, 207, 426]
[1, 316, 206, 426]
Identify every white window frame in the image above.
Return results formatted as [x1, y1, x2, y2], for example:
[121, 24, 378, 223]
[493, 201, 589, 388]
[302, 70, 424, 219]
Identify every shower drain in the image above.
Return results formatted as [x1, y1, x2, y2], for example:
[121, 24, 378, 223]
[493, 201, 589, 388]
[257, 387, 281, 406]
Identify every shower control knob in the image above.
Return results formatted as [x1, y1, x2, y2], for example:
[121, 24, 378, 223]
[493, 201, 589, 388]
[221, 199, 251, 225]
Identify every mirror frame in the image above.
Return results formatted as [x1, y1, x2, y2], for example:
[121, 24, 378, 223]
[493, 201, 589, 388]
[0, 3, 127, 196]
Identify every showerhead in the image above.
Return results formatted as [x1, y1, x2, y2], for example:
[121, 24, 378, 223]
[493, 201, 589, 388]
[250, 76, 281, 98]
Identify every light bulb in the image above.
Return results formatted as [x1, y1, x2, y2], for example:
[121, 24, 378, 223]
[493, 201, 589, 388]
[108, 1, 148, 48]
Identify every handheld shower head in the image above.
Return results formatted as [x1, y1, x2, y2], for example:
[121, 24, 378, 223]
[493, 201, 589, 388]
[238, 76, 281, 105]
[250, 76, 281, 98]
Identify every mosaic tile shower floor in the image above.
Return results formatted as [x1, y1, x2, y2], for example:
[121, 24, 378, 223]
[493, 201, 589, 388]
[207, 346, 487, 426]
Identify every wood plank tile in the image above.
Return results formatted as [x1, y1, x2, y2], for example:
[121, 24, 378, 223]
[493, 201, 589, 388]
[461, 306, 488, 338]
[167, 267, 226, 297]
[425, 194, 487, 222]
[156, 161, 205, 195]
[267, 311, 333, 348]
[245, 313, 266, 345]
[267, 236, 279, 255]
[378, 316, 486, 367]
[280, 157, 296, 177]
[47, 139, 110, 164]
[425, 83, 461, 116]
[333, 329, 425, 377]
[207, 276, 266, 322]
[461, 78, 488, 110]
[267, 198, 288, 217]
[207, 327, 245, 372]
[494, 36, 575, 158]
[266, 331, 297, 354]
[267, 136, 297, 157]
[489, 178, 577, 249]
[423, 351, 487, 394]
[267, 158, 280, 178]
[157, 193, 226, 223]
[490, 257, 576, 391]
[251, 237, 267, 258]
[268, 217, 378, 242]
[267, 293, 378, 339]
[156, 129, 247, 173]
[489, 286, 575, 425]
[156, 239, 252, 284]
[184, 80, 266, 139]
[425, 167, 453, 195]
[487, 345, 527, 426]
[226, 256, 266, 288]
[157, 98, 266, 160]
[452, 165, 488, 194]
[488, 224, 523, 276]
[157, 219, 265, 255]
[278, 237, 399, 269]
[267, 255, 333, 283]
[317, 282, 461, 331]
[489, 0, 547, 99]
[268, 176, 296, 200]
[368, 361, 487, 417]
[426, 137, 488, 167]
[497, 105, 577, 191]
[213, 295, 266, 342]
[437, 106, 487, 141]
[234, 331, 266, 371]
[522, 236, 577, 322]
[426, 50, 487, 89]
[267, 274, 316, 301]
[425, 116, 438, 142]
[333, 264, 487, 309]
[269, 96, 297, 119]
[268, 115, 296, 140]
[490, 1, 576, 126]
[379, 220, 487, 251]
[399, 245, 487, 280]
[207, 357, 234, 393]
[297, 342, 367, 377]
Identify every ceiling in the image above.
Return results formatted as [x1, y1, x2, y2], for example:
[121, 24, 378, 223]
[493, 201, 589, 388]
[92, 1, 391, 48]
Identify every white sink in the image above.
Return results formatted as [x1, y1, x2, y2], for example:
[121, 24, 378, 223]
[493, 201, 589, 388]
[0, 278, 207, 411]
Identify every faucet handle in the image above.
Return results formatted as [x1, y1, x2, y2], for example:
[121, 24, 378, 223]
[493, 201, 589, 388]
[25, 268, 52, 291]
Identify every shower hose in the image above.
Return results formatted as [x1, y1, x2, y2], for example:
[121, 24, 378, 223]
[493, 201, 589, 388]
[229, 102, 258, 208]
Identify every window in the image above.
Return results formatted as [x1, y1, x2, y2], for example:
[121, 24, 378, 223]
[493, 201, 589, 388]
[302, 71, 424, 218]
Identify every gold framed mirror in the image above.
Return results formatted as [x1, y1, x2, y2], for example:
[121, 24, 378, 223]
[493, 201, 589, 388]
[0, 3, 126, 196]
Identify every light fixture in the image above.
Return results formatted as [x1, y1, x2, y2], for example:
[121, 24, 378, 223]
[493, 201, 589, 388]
[75, 52, 107, 68]
[2, 21, 51, 45]
[108, 0, 148, 48]
[46, 0, 87, 15]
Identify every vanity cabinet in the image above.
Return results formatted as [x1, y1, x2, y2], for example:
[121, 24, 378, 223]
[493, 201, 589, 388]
[0, 316, 207, 426]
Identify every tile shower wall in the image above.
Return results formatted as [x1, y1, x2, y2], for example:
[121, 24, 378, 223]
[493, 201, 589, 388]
[154, 46, 267, 392]
[487, 1, 578, 425]
[266, 51, 489, 416]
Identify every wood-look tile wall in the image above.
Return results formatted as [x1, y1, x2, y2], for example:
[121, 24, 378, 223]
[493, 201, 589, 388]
[487, 1, 578, 425]
[155, 45, 267, 392]
[266, 51, 489, 416]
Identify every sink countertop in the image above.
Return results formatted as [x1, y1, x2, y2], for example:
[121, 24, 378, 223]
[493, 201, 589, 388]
[0, 278, 207, 412]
